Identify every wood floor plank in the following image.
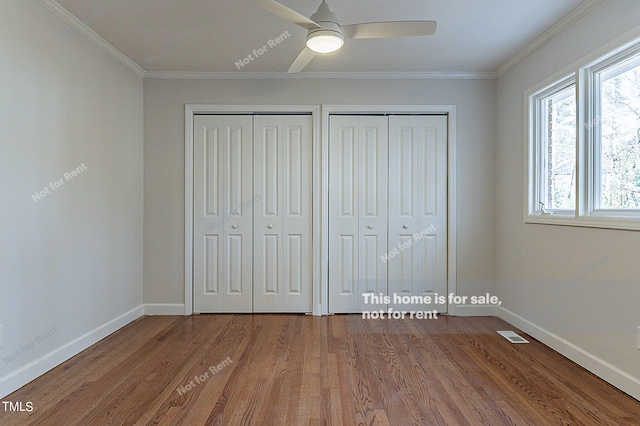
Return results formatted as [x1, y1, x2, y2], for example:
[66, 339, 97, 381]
[1, 314, 639, 425]
[3, 316, 177, 423]
[456, 329, 611, 424]
[137, 315, 249, 425]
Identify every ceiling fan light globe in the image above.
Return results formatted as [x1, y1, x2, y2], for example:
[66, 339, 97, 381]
[306, 34, 344, 53]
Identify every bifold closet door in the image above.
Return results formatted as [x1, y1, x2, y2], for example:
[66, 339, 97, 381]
[388, 116, 448, 312]
[253, 115, 312, 313]
[329, 116, 389, 313]
[193, 115, 253, 313]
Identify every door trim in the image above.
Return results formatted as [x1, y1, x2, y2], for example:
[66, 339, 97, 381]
[184, 105, 321, 315]
[321, 105, 457, 316]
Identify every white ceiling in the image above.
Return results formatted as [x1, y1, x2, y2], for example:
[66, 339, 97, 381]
[53, 0, 587, 74]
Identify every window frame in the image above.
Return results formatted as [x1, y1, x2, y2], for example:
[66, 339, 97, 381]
[525, 35, 640, 231]
[583, 47, 640, 218]
[528, 75, 577, 218]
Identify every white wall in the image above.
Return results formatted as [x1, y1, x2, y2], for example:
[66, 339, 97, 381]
[496, 0, 640, 399]
[143, 78, 497, 310]
[0, 0, 144, 397]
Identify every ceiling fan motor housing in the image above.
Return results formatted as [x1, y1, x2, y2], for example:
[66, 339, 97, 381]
[306, 1, 344, 46]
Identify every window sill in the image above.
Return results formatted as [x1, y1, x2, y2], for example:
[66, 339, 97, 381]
[524, 213, 640, 231]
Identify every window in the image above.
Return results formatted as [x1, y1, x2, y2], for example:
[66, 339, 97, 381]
[527, 37, 640, 230]
[592, 54, 640, 211]
[532, 79, 576, 213]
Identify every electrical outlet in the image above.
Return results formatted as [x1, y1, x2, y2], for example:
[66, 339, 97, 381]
[0, 324, 3, 348]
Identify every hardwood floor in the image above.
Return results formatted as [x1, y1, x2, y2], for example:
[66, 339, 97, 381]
[1, 315, 639, 425]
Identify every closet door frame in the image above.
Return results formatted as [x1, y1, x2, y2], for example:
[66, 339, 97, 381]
[321, 105, 458, 316]
[185, 104, 457, 317]
[185, 105, 321, 315]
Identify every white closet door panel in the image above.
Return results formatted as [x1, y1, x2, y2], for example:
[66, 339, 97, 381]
[329, 117, 360, 313]
[421, 127, 438, 217]
[388, 116, 447, 312]
[337, 235, 357, 296]
[329, 116, 388, 313]
[226, 235, 245, 294]
[253, 118, 280, 310]
[389, 120, 418, 231]
[285, 125, 304, 217]
[254, 233, 278, 294]
[338, 127, 357, 218]
[284, 234, 303, 295]
[281, 116, 312, 311]
[416, 118, 447, 309]
[417, 234, 438, 291]
[224, 118, 254, 311]
[194, 115, 253, 313]
[358, 117, 388, 311]
[261, 125, 280, 217]
[205, 235, 219, 294]
[254, 115, 312, 313]
[388, 117, 419, 310]
[254, 120, 282, 311]
[399, 126, 414, 218]
[205, 127, 220, 216]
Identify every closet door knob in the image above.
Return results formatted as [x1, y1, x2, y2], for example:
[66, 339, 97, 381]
[367, 225, 373, 229]
[267, 224, 273, 229]
[231, 224, 238, 229]
[402, 225, 409, 229]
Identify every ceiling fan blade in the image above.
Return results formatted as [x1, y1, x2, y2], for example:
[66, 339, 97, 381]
[287, 47, 316, 73]
[252, 0, 321, 30]
[342, 21, 437, 39]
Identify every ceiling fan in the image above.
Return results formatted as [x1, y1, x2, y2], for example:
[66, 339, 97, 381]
[251, 0, 437, 72]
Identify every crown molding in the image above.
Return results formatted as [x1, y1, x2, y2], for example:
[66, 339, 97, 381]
[143, 71, 497, 80]
[36, 0, 603, 82]
[36, 0, 145, 77]
[495, 0, 604, 77]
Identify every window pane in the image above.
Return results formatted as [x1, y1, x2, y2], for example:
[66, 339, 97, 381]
[544, 86, 576, 210]
[600, 59, 640, 209]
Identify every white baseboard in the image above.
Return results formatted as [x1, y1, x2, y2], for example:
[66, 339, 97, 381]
[144, 303, 186, 315]
[0, 305, 144, 399]
[452, 304, 497, 316]
[498, 306, 640, 401]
